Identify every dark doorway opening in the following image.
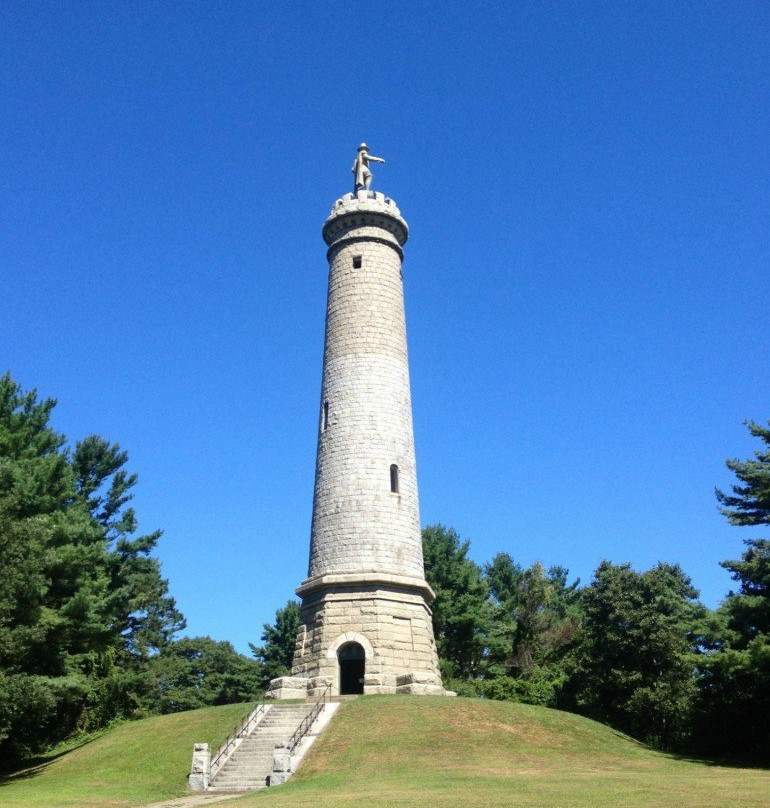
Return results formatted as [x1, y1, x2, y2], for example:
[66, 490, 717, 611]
[338, 642, 365, 695]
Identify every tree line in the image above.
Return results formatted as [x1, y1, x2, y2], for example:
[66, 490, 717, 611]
[1, 371, 767, 765]
[0, 374, 277, 762]
[422, 423, 770, 762]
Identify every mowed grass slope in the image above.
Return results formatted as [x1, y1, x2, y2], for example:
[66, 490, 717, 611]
[2, 696, 769, 808]
[0, 701, 250, 808]
[231, 697, 769, 808]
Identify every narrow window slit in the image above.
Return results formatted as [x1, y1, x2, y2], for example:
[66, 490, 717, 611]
[352, 255, 362, 269]
[390, 464, 399, 494]
[322, 400, 329, 432]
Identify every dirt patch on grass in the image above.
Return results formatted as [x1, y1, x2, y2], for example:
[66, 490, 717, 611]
[480, 719, 565, 745]
[472, 766, 549, 776]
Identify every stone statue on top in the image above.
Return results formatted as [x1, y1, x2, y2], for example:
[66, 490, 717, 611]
[352, 143, 385, 192]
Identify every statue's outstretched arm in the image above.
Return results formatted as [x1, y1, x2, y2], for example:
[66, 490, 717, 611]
[368, 155, 386, 164]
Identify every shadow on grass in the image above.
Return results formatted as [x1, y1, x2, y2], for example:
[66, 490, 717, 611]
[566, 709, 769, 771]
[605, 729, 770, 771]
[666, 750, 770, 771]
[0, 737, 96, 785]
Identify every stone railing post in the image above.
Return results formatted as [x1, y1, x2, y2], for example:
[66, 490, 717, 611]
[270, 742, 291, 786]
[189, 742, 210, 791]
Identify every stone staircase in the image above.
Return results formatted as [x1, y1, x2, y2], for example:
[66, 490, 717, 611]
[208, 703, 314, 793]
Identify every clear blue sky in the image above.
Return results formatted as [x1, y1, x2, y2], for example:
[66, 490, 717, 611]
[2, 3, 768, 654]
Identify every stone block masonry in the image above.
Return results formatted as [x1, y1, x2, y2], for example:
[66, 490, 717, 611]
[310, 199, 421, 583]
[267, 181, 446, 699]
[289, 580, 442, 693]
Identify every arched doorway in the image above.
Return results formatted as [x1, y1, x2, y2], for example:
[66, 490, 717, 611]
[338, 641, 365, 695]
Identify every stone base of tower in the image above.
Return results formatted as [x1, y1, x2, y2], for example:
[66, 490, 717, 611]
[265, 573, 450, 699]
[264, 675, 311, 700]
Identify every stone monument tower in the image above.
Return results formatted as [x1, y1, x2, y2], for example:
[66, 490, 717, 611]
[267, 146, 445, 699]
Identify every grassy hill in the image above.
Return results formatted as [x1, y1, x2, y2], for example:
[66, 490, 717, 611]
[0, 701, 248, 808]
[2, 696, 769, 808]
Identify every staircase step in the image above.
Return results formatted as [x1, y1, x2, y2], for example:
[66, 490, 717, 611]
[209, 704, 320, 793]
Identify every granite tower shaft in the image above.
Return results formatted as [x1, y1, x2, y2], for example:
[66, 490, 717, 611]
[267, 165, 445, 699]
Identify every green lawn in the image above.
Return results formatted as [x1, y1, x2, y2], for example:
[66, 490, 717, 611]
[2, 697, 768, 808]
[0, 702, 250, 807]
[232, 697, 769, 808]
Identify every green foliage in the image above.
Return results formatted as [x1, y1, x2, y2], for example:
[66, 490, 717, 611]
[695, 635, 770, 762]
[695, 539, 770, 761]
[0, 373, 185, 759]
[421, 525, 493, 679]
[72, 435, 185, 659]
[421, 530, 581, 705]
[562, 561, 703, 750]
[716, 420, 770, 526]
[720, 537, 770, 640]
[485, 553, 580, 688]
[480, 668, 567, 706]
[694, 422, 770, 762]
[250, 599, 301, 688]
[145, 636, 263, 713]
[5, 367, 767, 766]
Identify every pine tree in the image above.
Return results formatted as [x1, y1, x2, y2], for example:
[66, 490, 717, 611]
[564, 561, 703, 750]
[716, 420, 770, 526]
[0, 373, 185, 757]
[421, 524, 493, 683]
[696, 422, 770, 761]
[250, 599, 300, 688]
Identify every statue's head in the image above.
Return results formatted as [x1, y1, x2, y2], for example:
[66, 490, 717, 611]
[358, 143, 368, 152]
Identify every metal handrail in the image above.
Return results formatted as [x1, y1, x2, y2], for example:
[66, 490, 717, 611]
[287, 681, 332, 753]
[210, 701, 269, 777]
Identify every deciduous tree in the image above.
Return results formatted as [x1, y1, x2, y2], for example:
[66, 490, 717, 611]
[146, 637, 263, 713]
[484, 553, 580, 705]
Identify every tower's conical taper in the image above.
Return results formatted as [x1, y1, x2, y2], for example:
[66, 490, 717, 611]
[267, 186, 445, 698]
